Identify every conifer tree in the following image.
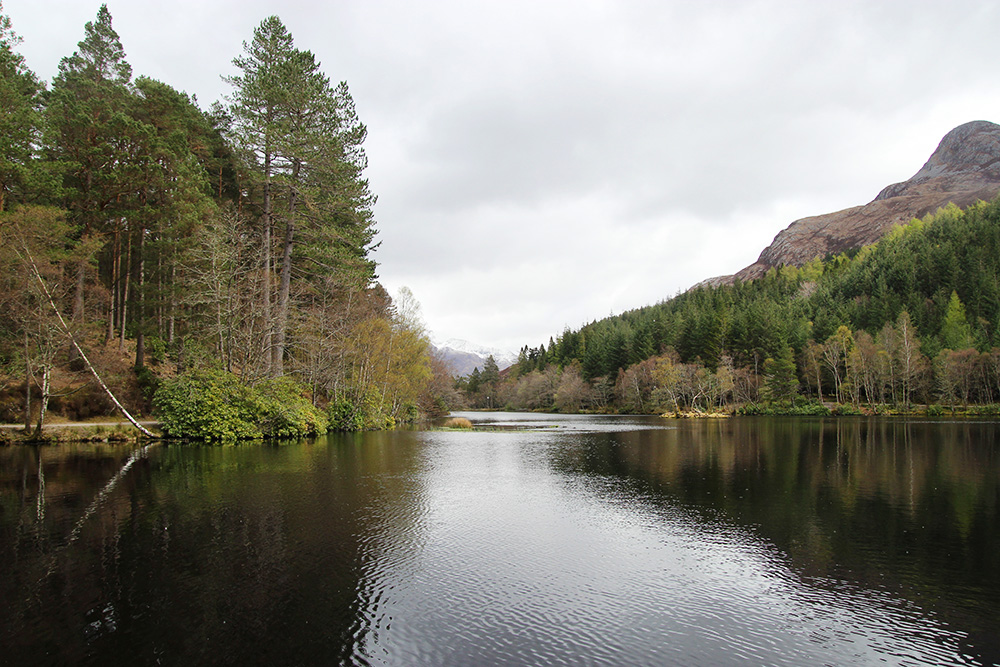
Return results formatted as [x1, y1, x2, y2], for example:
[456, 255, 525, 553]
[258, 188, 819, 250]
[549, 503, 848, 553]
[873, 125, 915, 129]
[940, 291, 974, 351]
[762, 345, 798, 404]
[44, 4, 142, 322]
[0, 3, 41, 211]
[226, 16, 378, 376]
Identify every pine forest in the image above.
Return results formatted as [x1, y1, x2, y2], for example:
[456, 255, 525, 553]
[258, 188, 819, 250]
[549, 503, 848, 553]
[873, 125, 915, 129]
[491, 201, 1000, 417]
[0, 6, 447, 439]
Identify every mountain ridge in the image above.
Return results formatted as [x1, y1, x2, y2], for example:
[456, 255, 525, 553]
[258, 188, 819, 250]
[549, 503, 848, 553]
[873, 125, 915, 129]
[431, 337, 518, 377]
[705, 120, 1000, 285]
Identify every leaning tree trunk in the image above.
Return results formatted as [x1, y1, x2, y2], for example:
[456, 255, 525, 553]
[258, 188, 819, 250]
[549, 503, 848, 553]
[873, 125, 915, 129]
[18, 245, 156, 438]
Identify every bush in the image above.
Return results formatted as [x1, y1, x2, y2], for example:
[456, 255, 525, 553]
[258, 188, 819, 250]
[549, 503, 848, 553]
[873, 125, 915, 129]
[791, 401, 833, 416]
[153, 370, 261, 441]
[147, 336, 168, 365]
[327, 399, 364, 432]
[967, 404, 1000, 415]
[135, 366, 159, 399]
[738, 400, 831, 416]
[327, 386, 395, 431]
[398, 402, 421, 424]
[250, 376, 328, 438]
[153, 370, 326, 441]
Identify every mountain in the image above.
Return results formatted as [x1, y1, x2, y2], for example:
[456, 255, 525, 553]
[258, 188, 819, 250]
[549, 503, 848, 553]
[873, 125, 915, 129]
[711, 120, 1000, 284]
[431, 338, 518, 377]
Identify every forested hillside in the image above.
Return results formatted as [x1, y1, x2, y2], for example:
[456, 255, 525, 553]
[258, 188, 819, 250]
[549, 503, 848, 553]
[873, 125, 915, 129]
[484, 199, 1000, 414]
[0, 5, 448, 438]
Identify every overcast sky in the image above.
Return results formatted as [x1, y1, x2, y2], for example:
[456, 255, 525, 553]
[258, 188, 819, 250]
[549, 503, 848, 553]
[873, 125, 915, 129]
[6, 0, 1000, 352]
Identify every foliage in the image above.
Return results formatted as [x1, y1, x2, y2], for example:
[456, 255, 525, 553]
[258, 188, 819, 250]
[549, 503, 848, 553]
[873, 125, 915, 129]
[327, 385, 395, 431]
[153, 370, 262, 441]
[738, 400, 831, 416]
[250, 376, 328, 438]
[829, 403, 864, 416]
[490, 197, 1000, 415]
[762, 346, 798, 404]
[153, 370, 326, 440]
[327, 398, 364, 432]
[0, 7, 436, 435]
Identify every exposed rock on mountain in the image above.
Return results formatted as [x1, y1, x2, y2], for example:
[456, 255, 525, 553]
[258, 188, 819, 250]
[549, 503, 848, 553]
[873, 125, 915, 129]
[722, 120, 1000, 283]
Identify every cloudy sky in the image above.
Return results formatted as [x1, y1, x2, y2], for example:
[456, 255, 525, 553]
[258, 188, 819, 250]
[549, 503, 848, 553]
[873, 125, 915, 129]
[6, 0, 1000, 352]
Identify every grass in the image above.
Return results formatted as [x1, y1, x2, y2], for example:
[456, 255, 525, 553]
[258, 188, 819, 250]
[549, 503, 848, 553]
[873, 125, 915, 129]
[0, 423, 154, 444]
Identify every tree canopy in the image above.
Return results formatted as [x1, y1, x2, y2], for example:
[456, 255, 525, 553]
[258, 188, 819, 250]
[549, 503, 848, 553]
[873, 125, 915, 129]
[0, 7, 445, 437]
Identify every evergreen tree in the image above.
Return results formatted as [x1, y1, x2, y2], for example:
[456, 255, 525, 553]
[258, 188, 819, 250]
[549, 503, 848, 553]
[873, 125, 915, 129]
[481, 355, 500, 387]
[940, 291, 974, 350]
[129, 77, 219, 367]
[225, 17, 378, 376]
[467, 367, 482, 394]
[0, 4, 42, 211]
[762, 345, 798, 404]
[43, 4, 143, 323]
[224, 15, 296, 374]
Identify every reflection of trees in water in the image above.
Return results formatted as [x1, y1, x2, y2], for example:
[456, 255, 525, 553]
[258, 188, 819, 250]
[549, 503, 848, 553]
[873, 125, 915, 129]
[0, 434, 429, 665]
[554, 417, 1000, 665]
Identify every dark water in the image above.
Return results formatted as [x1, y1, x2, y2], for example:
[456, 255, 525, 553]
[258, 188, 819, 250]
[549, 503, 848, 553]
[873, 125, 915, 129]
[1, 414, 998, 666]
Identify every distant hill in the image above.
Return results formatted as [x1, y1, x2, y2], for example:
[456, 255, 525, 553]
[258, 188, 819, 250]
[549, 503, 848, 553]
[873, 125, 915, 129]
[431, 338, 518, 377]
[707, 120, 1000, 284]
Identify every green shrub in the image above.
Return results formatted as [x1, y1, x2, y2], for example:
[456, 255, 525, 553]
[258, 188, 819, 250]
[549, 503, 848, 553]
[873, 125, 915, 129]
[327, 399, 364, 432]
[789, 401, 832, 416]
[738, 400, 831, 416]
[135, 366, 160, 402]
[965, 404, 1000, 415]
[147, 336, 168, 365]
[327, 387, 395, 431]
[153, 370, 261, 441]
[398, 402, 420, 424]
[251, 376, 328, 438]
[153, 371, 325, 441]
[925, 404, 945, 417]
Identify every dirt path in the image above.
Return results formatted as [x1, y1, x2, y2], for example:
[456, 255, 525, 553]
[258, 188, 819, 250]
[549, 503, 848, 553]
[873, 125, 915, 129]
[0, 421, 160, 430]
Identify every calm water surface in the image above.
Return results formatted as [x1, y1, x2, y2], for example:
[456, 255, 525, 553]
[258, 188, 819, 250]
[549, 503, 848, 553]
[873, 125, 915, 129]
[1, 414, 998, 665]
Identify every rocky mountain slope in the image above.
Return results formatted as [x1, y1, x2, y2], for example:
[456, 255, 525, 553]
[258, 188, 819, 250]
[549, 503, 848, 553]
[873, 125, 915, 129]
[717, 120, 1000, 283]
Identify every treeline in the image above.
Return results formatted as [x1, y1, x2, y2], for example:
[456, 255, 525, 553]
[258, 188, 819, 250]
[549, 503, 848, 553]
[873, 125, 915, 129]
[0, 5, 445, 437]
[475, 199, 1000, 414]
